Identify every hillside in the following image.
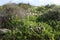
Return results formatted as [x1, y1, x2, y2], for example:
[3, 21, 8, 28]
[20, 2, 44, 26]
[0, 3, 60, 40]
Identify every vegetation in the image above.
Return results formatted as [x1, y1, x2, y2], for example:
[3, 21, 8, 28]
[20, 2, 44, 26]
[0, 3, 60, 40]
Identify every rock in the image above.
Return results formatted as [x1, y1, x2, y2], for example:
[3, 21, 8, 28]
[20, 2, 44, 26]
[0, 29, 9, 35]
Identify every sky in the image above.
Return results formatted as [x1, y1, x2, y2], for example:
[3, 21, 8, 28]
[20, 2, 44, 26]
[0, 0, 60, 6]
